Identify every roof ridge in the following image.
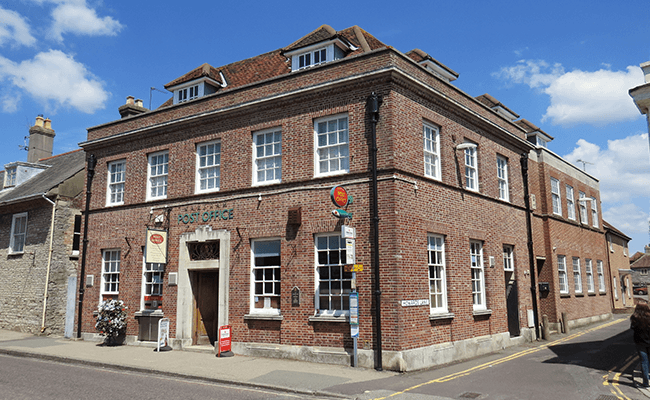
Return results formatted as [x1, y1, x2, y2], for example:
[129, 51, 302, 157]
[38, 148, 83, 161]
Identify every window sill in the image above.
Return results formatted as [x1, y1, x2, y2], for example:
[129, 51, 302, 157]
[135, 310, 164, 317]
[599, 291, 607, 295]
[587, 292, 596, 296]
[575, 293, 585, 297]
[8, 251, 24, 256]
[560, 293, 571, 298]
[430, 312, 455, 321]
[308, 314, 348, 323]
[244, 313, 283, 321]
[472, 309, 492, 317]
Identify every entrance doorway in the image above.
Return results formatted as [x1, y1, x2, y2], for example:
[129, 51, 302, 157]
[505, 272, 520, 337]
[190, 270, 219, 345]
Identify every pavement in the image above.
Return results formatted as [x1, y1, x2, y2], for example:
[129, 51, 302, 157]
[1, 326, 650, 399]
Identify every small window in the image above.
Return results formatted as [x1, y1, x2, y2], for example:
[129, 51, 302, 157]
[550, 178, 561, 216]
[423, 123, 441, 180]
[5, 167, 16, 187]
[464, 146, 478, 191]
[253, 129, 282, 185]
[101, 249, 121, 297]
[71, 215, 81, 256]
[585, 259, 594, 293]
[196, 141, 221, 193]
[565, 185, 575, 220]
[107, 160, 126, 206]
[9, 212, 28, 254]
[428, 235, 447, 314]
[177, 84, 200, 103]
[298, 48, 328, 70]
[470, 240, 486, 310]
[142, 262, 164, 310]
[597, 260, 605, 293]
[147, 151, 168, 200]
[497, 156, 509, 201]
[503, 245, 514, 271]
[558, 255, 568, 294]
[251, 239, 281, 314]
[590, 197, 598, 228]
[315, 234, 352, 316]
[573, 257, 582, 294]
[315, 114, 349, 177]
[578, 191, 588, 224]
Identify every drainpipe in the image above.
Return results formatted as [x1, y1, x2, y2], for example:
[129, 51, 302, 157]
[368, 92, 383, 370]
[520, 153, 540, 339]
[77, 154, 97, 339]
[40, 194, 57, 333]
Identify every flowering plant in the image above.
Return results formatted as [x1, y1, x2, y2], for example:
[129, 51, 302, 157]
[95, 299, 127, 343]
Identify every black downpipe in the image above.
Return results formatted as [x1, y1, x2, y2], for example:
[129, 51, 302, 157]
[520, 153, 540, 339]
[77, 154, 96, 339]
[368, 92, 383, 370]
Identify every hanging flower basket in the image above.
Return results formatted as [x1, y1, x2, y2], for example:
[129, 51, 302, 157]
[95, 299, 127, 346]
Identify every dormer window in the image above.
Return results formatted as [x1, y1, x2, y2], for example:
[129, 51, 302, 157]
[299, 48, 327, 69]
[5, 167, 16, 187]
[177, 85, 200, 103]
[287, 39, 352, 72]
[536, 136, 548, 148]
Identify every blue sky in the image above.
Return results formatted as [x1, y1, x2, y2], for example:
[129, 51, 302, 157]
[1, 1, 649, 253]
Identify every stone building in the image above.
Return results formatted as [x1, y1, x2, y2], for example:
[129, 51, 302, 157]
[0, 116, 85, 336]
[77, 24, 618, 370]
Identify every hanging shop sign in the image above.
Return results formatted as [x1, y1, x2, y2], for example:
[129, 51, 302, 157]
[177, 208, 234, 224]
[145, 228, 168, 264]
[330, 185, 353, 207]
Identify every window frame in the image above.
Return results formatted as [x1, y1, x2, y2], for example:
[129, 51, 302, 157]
[497, 155, 509, 201]
[597, 260, 606, 293]
[503, 244, 514, 272]
[106, 159, 126, 206]
[4, 166, 16, 187]
[428, 234, 448, 314]
[9, 212, 28, 254]
[578, 191, 588, 224]
[147, 151, 169, 201]
[314, 233, 352, 317]
[314, 114, 350, 178]
[558, 255, 568, 294]
[565, 185, 575, 220]
[195, 140, 221, 194]
[101, 249, 121, 298]
[590, 197, 599, 228]
[464, 146, 478, 192]
[551, 178, 562, 216]
[141, 260, 164, 310]
[252, 128, 282, 186]
[250, 238, 282, 315]
[470, 240, 486, 311]
[423, 122, 441, 180]
[572, 257, 582, 294]
[585, 259, 594, 293]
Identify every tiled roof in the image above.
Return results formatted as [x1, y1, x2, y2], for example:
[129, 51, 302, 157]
[404, 49, 459, 79]
[632, 255, 650, 269]
[156, 25, 387, 109]
[603, 219, 632, 241]
[0, 149, 85, 205]
[475, 94, 519, 119]
[514, 119, 554, 139]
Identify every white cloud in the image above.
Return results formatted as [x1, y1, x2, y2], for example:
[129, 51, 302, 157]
[563, 133, 650, 235]
[0, 7, 37, 48]
[0, 49, 109, 113]
[494, 60, 643, 127]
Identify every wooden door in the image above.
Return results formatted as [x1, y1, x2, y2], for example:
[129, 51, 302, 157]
[191, 271, 219, 345]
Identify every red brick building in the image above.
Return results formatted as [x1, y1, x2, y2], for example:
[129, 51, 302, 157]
[77, 25, 613, 370]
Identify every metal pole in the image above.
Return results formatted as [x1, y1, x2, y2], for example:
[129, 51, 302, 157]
[76, 154, 96, 339]
[369, 92, 383, 370]
[520, 153, 540, 339]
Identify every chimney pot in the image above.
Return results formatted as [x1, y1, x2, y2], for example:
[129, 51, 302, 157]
[43, 118, 52, 130]
[35, 115, 44, 127]
[126, 96, 135, 105]
[135, 99, 143, 107]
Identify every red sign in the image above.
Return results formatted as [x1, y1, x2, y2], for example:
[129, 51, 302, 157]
[218, 325, 231, 355]
[330, 185, 349, 207]
[150, 234, 164, 244]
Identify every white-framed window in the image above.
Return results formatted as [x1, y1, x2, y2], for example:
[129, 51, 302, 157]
[196, 141, 221, 193]
[613, 277, 618, 300]
[643, 269, 649, 276]
[607, 234, 614, 252]
[503, 244, 514, 271]
[470, 240, 486, 310]
[565, 185, 575, 220]
[298, 48, 327, 70]
[585, 259, 594, 293]
[551, 178, 561, 216]
[497, 156, 509, 201]
[423, 123, 441, 180]
[141, 261, 164, 310]
[315, 233, 352, 316]
[106, 160, 125, 206]
[597, 260, 605, 293]
[573, 257, 582, 294]
[147, 151, 168, 200]
[428, 234, 447, 314]
[578, 191, 588, 224]
[101, 249, 120, 297]
[9, 212, 27, 254]
[253, 128, 282, 185]
[178, 84, 199, 103]
[536, 136, 548, 148]
[464, 145, 478, 191]
[314, 114, 349, 177]
[250, 239, 281, 315]
[4, 166, 16, 187]
[558, 255, 568, 294]
[591, 197, 598, 228]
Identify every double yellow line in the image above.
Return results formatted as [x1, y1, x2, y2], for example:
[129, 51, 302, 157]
[372, 318, 627, 400]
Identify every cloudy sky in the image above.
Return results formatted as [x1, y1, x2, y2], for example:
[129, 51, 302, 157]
[1, 0, 649, 252]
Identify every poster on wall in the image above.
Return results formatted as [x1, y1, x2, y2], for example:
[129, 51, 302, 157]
[146, 228, 168, 264]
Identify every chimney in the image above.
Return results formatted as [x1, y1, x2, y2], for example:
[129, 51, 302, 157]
[641, 61, 650, 84]
[645, 245, 650, 255]
[27, 115, 55, 163]
[118, 95, 148, 118]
